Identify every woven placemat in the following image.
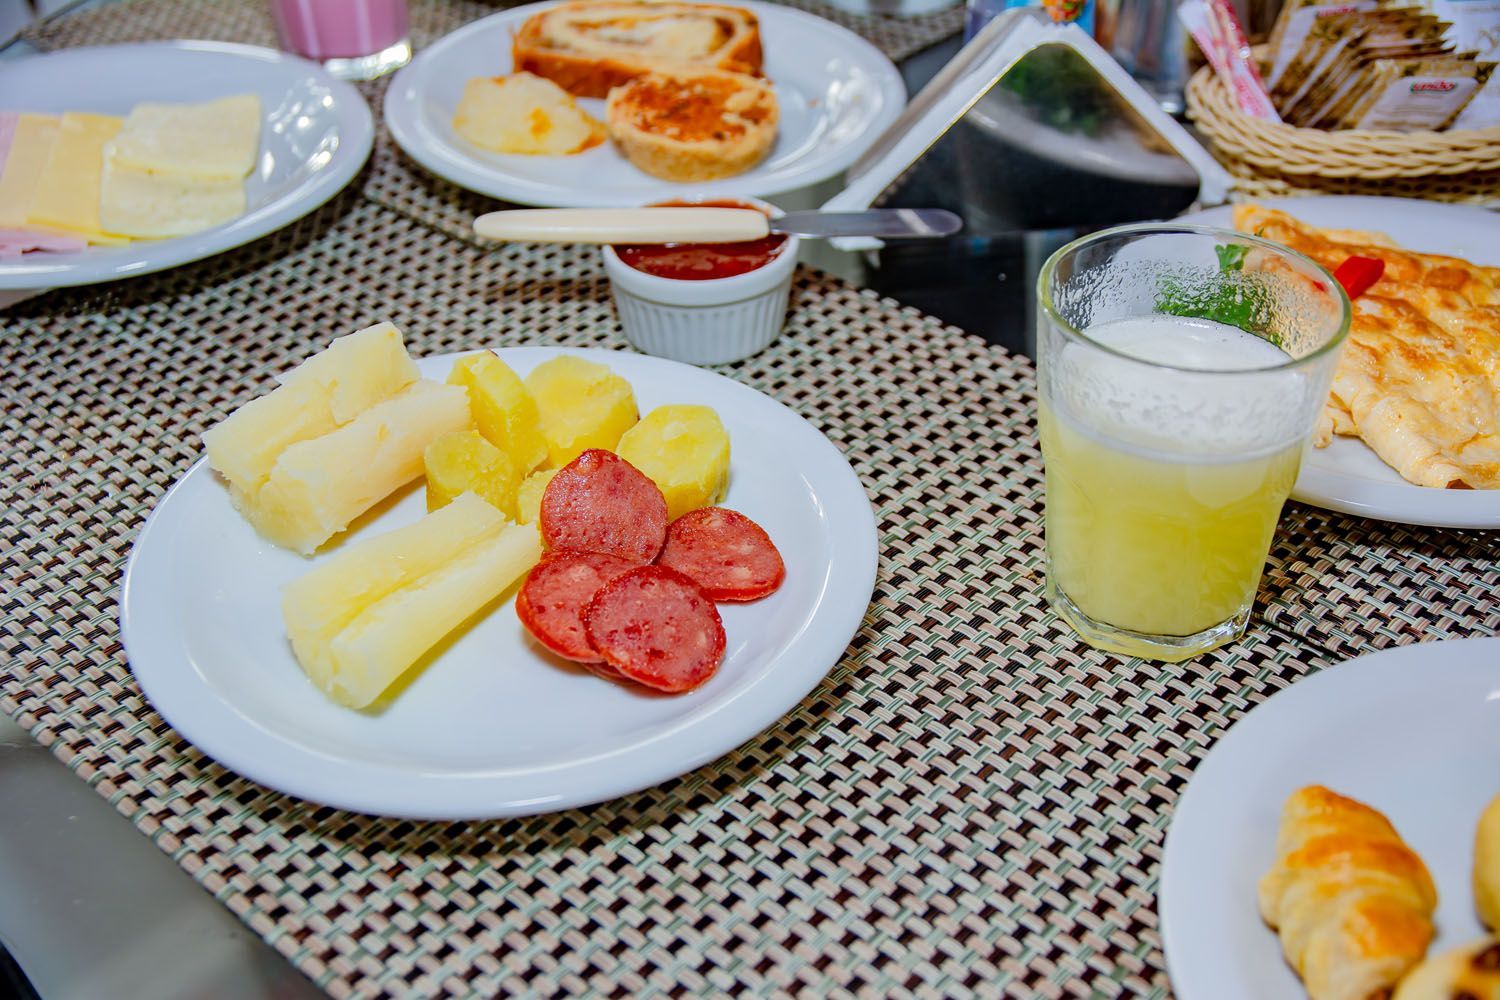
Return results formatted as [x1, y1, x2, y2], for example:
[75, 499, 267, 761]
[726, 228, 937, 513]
[4, 2, 1497, 997]
[20, 0, 965, 64]
[4, 178, 1497, 997]
[1261, 509, 1500, 659]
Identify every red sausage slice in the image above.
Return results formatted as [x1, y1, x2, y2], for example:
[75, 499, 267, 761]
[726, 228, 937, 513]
[582, 566, 726, 693]
[657, 507, 785, 602]
[539, 449, 668, 564]
[516, 551, 637, 663]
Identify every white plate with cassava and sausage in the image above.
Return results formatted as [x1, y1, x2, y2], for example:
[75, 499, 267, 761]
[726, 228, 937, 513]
[120, 345, 878, 819]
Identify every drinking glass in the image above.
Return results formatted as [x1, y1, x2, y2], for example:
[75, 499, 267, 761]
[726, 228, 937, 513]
[271, 0, 412, 81]
[1110, 0, 1189, 114]
[1036, 223, 1349, 661]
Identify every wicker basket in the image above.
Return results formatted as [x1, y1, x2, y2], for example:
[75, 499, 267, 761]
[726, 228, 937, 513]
[1185, 62, 1500, 203]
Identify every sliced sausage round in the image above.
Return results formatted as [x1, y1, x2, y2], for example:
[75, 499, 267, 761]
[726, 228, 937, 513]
[539, 449, 668, 564]
[516, 551, 637, 663]
[657, 507, 785, 602]
[582, 566, 726, 693]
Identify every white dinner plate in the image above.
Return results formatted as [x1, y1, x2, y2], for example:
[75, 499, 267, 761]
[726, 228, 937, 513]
[120, 347, 879, 819]
[1180, 196, 1499, 529]
[382, 0, 906, 206]
[0, 41, 374, 290]
[1161, 637, 1500, 1000]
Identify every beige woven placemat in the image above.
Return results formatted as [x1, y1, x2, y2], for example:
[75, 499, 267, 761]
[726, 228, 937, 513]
[3, 2, 1496, 997]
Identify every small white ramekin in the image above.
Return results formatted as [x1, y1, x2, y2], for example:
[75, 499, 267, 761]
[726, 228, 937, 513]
[602, 196, 797, 366]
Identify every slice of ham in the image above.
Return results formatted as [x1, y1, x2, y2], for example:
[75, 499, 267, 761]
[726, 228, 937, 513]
[0, 228, 88, 259]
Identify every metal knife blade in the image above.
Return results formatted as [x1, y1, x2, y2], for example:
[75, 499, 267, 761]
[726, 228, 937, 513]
[771, 208, 962, 239]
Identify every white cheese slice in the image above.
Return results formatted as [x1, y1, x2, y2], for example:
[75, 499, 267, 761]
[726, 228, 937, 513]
[99, 159, 247, 238]
[106, 94, 262, 181]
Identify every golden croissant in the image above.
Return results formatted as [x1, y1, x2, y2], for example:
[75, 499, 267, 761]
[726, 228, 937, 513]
[1260, 786, 1437, 1000]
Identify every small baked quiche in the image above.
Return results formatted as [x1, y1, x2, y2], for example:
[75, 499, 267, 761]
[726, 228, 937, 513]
[605, 68, 777, 182]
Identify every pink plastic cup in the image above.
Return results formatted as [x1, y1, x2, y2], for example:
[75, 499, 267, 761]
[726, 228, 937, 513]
[270, 0, 412, 80]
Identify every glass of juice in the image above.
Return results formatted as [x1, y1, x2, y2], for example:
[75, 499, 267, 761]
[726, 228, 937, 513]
[1036, 223, 1349, 662]
[270, 0, 411, 81]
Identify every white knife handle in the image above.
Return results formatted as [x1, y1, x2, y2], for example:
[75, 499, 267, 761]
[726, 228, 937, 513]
[473, 208, 771, 245]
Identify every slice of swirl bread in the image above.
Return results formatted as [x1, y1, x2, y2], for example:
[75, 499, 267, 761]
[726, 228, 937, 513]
[513, 0, 763, 99]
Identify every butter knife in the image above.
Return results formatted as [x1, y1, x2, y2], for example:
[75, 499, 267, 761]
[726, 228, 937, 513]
[473, 207, 962, 244]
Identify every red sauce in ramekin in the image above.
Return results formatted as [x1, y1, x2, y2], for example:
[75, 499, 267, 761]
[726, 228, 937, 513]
[614, 199, 789, 281]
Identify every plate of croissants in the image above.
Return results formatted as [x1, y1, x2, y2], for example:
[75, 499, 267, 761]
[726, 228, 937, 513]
[383, 0, 906, 207]
[1160, 637, 1500, 1000]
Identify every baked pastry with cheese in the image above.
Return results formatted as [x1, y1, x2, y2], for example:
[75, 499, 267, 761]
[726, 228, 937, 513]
[1393, 797, 1500, 998]
[1259, 785, 1437, 1000]
[606, 69, 777, 182]
[1394, 938, 1500, 1000]
[1233, 204, 1500, 490]
[452, 73, 606, 156]
[512, 0, 762, 99]
[1477, 794, 1500, 932]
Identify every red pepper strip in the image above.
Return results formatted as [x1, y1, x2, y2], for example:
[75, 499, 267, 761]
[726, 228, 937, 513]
[1333, 255, 1385, 299]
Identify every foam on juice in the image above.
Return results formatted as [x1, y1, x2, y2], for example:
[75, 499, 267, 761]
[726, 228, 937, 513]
[1051, 315, 1310, 462]
[1085, 314, 1291, 370]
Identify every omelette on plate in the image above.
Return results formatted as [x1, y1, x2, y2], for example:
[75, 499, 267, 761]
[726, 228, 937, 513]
[1234, 204, 1500, 490]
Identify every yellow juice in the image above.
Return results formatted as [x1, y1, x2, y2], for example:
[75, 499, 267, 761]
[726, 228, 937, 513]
[1039, 315, 1306, 649]
[1039, 402, 1301, 637]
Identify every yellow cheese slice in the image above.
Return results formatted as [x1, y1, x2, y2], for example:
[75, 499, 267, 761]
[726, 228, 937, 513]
[28, 112, 128, 245]
[0, 114, 60, 228]
[99, 159, 246, 238]
[106, 95, 262, 181]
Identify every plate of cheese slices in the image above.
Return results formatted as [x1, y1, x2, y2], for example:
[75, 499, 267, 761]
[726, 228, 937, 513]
[382, 0, 907, 206]
[121, 329, 878, 819]
[0, 41, 374, 289]
[1161, 637, 1500, 1000]
[1180, 196, 1499, 529]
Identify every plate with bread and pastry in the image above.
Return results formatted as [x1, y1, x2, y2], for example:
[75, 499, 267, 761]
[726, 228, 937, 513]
[1160, 637, 1500, 1000]
[1180, 196, 1499, 529]
[382, 0, 906, 206]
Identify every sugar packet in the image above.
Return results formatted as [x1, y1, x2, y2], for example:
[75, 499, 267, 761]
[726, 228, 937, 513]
[1432, 0, 1500, 127]
[1337, 55, 1495, 129]
[1265, 0, 1384, 88]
